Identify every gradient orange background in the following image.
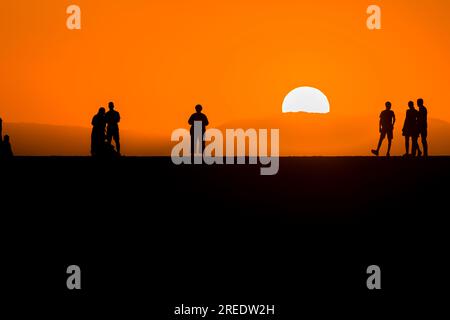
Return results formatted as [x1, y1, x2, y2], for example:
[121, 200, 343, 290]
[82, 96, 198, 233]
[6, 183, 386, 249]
[1, 0, 450, 155]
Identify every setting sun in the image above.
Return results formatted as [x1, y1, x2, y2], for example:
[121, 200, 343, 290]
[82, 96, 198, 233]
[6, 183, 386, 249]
[282, 87, 330, 114]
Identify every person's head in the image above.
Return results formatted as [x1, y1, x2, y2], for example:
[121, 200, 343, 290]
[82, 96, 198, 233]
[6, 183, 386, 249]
[417, 98, 424, 107]
[385, 101, 392, 110]
[99, 107, 106, 115]
[4, 135, 9, 143]
[408, 101, 415, 109]
[108, 102, 115, 110]
[195, 104, 203, 113]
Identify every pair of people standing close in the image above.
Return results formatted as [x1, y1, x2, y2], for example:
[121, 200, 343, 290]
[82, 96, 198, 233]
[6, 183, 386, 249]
[0, 118, 13, 158]
[372, 99, 428, 157]
[91, 102, 121, 157]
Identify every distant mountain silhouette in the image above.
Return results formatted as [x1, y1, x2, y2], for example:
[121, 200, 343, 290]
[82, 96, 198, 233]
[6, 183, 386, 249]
[2, 123, 170, 156]
[218, 113, 450, 156]
[3, 115, 450, 156]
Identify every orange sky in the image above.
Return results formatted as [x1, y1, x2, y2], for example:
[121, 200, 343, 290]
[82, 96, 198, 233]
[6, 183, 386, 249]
[1, 0, 450, 154]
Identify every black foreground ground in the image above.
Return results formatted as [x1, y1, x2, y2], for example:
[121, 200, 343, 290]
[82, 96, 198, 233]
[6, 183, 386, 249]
[1, 157, 449, 317]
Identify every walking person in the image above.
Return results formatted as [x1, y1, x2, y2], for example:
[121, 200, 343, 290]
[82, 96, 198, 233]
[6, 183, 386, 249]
[372, 101, 396, 157]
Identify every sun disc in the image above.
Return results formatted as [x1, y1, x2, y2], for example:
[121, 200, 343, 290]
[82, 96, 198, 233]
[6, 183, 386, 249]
[282, 87, 330, 114]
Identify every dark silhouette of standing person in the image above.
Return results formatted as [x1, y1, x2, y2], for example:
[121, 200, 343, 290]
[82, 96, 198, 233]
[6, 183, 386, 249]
[402, 101, 421, 157]
[0, 118, 13, 159]
[105, 102, 121, 154]
[188, 104, 209, 159]
[1, 135, 14, 158]
[372, 101, 396, 157]
[91, 107, 106, 156]
[0, 117, 3, 157]
[417, 98, 428, 158]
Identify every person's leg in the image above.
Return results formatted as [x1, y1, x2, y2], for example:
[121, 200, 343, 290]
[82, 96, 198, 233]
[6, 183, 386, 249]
[376, 135, 384, 153]
[201, 130, 206, 156]
[412, 136, 419, 157]
[422, 137, 428, 157]
[387, 138, 392, 156]
[114, 131, 120, 154]
[372, 132, 385, 156]
[405, 136, 410, 155]
[106, 128, 112, 144]
[193, 134, 202, 163]
[416, 133, 422, 156]
[190, 133, 195, 162]
[422, 131, 428, 157]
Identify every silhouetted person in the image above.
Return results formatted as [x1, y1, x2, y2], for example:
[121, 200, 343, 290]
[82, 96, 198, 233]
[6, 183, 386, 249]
[1, 135, 14, 158]
[106, 102, 121, 154]
[0, 117, 3, 157]
[417, 98, 428, 158]
[402, 101, 421, 157]
[372, 101, 396, 157]
[0, 118, 14, 159]
[188, 104, 209, 159]
[91, 107, 107, 156]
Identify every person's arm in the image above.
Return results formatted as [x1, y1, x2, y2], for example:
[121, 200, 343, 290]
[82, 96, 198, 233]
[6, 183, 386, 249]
[117, 112, 121, 123]
[188, 115, 194, 125]
[393, 112, 396, 126]
[378, 113, 382, 132]
[204, 116, 209, 127]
